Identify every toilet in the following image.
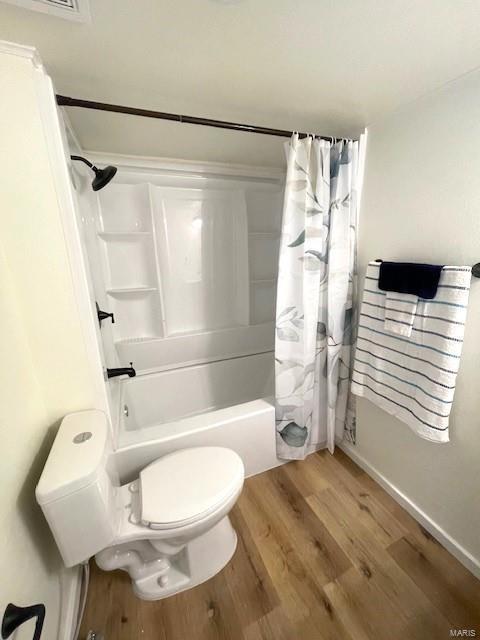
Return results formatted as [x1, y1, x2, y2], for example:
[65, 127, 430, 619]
[36, 410, 244, 600]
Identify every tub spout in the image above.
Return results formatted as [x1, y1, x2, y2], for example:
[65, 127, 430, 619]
[106, 363, 136, 379]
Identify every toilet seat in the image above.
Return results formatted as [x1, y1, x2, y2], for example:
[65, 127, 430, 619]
[139, 447, 244, 530]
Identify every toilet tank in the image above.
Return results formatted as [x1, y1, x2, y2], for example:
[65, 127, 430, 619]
[36, 410, 118, 567]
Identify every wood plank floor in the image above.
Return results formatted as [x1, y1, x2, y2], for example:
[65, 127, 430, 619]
[80, 450, 480, 639]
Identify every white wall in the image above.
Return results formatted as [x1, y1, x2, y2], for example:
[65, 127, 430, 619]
[0, 44, 100, 637]
[352, 69, 480, 570]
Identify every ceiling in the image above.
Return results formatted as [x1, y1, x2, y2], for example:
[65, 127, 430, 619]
[1, 0, 480, 165]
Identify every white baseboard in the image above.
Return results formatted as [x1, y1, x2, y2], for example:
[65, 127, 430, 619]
[338, 441, 480, 580]
[58, 565, 82, 640]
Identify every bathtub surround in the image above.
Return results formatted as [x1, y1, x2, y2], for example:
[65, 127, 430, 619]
[352, 67, 480, 573]
[68, 148, 284, 474]
[71, 152, 284, 368]
[275, 134, 362, 459]
[352, 261, 471, 443]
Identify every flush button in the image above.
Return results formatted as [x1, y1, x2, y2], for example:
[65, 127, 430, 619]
[73, 431, 92, 444]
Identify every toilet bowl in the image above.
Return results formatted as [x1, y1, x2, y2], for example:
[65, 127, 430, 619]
[36, 410, 244, 600]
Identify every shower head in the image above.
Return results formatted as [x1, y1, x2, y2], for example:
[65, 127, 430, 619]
[71, 155, 117, 191]
[91, 164, 117, 191]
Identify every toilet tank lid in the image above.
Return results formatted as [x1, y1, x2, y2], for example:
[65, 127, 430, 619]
[36, 410, 110, 505]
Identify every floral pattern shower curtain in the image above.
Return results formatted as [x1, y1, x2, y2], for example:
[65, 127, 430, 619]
[275, 134, 360, 460]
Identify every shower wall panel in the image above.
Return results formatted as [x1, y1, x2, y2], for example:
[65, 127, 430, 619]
[77, 156, 284, 372]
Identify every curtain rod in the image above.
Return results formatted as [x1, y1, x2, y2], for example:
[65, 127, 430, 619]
[56, 95, 355, 142]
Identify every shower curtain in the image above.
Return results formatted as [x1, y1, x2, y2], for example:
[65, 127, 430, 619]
[275, 134, 362, 460]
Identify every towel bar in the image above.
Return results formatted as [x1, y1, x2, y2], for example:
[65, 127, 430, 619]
[376, 259, 480, 279]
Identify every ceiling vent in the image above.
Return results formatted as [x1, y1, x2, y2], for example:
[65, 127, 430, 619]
[0, 0, 90, 22]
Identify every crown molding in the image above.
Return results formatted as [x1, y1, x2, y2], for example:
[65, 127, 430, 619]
[0, 39, 44, 69]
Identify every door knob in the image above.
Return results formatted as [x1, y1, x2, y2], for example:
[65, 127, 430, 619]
[2, 603, 45, 640]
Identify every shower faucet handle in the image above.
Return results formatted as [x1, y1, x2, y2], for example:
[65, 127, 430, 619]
[96, 302, 115, 327]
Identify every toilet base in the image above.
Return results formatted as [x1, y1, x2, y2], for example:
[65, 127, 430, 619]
[95, 516, 238, 600]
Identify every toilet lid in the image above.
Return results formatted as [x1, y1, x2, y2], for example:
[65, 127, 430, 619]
[139, 447, 244, 529]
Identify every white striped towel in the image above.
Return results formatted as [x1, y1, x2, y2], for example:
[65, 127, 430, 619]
[351, 260, 471, 443]
[384, 291, 418, 337]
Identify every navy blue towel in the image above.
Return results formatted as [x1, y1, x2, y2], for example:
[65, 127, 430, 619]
[378, 261, 443, 299]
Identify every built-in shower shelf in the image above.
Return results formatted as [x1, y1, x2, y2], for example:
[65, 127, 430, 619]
[115, 336, 160, 344]
[98, 231, 152, 238]
[248, 231, 280, 237]
[106, 286, 158, 295]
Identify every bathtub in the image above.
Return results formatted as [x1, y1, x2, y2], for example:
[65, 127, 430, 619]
[112, 352, 282, 481]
